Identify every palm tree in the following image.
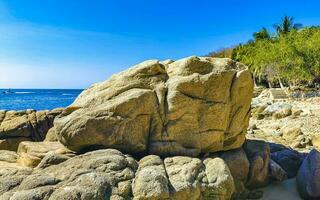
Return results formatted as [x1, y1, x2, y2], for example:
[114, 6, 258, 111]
[273, 16, 303, 35]
[253, 27, 271, 41]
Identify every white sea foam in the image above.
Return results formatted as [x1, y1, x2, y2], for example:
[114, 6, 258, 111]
[15, 92, 34, 94]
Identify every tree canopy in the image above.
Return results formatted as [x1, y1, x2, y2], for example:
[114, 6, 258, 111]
[209, 16, 320, 88]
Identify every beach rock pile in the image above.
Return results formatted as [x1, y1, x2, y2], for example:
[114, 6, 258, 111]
[0, 109, 63, 151]
[0, 149, 238, 200]
[2, 57, 320, 199]
[2, 139, 317, 200]
[0, 56, 257, 199]
[53, 56, 254, 156]
[249, 88, 320, 199]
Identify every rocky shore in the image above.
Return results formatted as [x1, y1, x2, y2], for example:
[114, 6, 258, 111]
[0, 56, 319, 199]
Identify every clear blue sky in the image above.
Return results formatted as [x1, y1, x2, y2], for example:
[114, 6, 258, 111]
[0, 0, 319, 89]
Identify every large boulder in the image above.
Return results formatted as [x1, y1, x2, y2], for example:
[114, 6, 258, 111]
[0, 109, 63, 151]
[0, 149, 235, 200]
[54, 56, 253, 156]
[0, 149, 138, 199]
[271, 149, 306, 178]
[219, 148, 249, 194]
[132, 155, 170, 200]
[297, 149, 320, 199]
[243, 140, 270, 188]
[133, 155, 236, 200]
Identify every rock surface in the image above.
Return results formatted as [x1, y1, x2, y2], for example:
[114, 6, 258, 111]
[269, 159, 287, 182]
[53, 56, 253, 156]
[271, 149, 306, 178]
[0, 109, 63, 151]
[297, 149, 320, 199]
[243, 140, 270, 188]
[16, 141, 75, 168]
[249, 93, 320, 152]
[0, 148, 236, 200]
[0, 150, 19, 163]
[219, 148, 249, 194]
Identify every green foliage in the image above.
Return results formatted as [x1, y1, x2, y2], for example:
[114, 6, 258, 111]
[207, 47, 234, 58]
[273, 16, 303, 36]
[253, 27, 271, 41]
[210, 16, 320, 87]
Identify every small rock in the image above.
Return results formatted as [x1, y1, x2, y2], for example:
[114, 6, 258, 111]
[312, 135, 320, 150]
[301, 109, 311, 116]
[280, 124, 302, 141]
[264, 129, 282, 137]
[292, 108, 303, 116]
[269, 159, 287, 181]
[263, 102, 292, 119]
[292, 135, 312, 149]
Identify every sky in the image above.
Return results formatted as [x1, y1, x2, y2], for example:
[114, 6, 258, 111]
[0, 0, 319, 89]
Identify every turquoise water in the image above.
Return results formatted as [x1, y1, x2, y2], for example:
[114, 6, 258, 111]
[0, 89, 83, 110]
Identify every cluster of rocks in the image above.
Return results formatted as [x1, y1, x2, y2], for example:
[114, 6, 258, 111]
[251, 97, 300, 120]
[1, 139, 319, 199]
[0, 56, 319, 199]
[0, 143, 243, 200]
[249, 89, 320, 151]
[248, 121, 313, 150]
[0, 109, 63, 151]
[248, 88, 320, 199]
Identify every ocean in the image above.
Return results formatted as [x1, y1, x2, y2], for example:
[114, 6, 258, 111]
[0, 89, 83, 111]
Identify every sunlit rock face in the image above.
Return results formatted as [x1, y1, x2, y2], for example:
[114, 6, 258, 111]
[0, 109, 63, 151]
[54, 56, 254, 156]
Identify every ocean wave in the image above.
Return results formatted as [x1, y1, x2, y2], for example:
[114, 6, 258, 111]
[15, 92, 34, 94]
[62, 93, 73, 96]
